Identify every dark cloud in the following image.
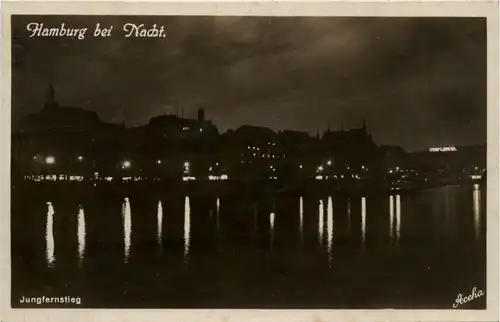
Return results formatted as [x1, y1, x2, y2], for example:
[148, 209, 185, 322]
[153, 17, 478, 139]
[11, 16, 486, 151]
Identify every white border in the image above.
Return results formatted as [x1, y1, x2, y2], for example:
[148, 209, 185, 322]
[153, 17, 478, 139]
[1, 2, 498, 321]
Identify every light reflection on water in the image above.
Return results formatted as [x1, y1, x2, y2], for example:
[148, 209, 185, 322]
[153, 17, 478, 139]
[389, 195, 394, 239]
[395, 195, 401, 245]
[157, 200, 163, 248]
[216, 197, 220, 232]
[184, 196, 191, 262]
[16, 184, 486, 309]
[45, 201, 55, 267]
[361, 197, 366, 246]
[34, 185, 484, 270]
[123, 197, 132, 263]
[269, 212, 275, 249]
[77, 205, 86, 263]
[473, 184, 481, 242]
[347, 198, 351, 234]
[299, 196, 304, 245]
[318, 199, 324, 247]
[326, 197, 334, 264]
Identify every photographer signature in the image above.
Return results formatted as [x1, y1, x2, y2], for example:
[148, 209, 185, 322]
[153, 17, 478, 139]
[453, 287, 485, 308]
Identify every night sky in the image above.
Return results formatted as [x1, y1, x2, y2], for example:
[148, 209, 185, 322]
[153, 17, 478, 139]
[11, 16, 486, 151]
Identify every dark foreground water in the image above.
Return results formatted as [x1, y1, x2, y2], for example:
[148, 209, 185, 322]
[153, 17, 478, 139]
[11, 184, 486, 309]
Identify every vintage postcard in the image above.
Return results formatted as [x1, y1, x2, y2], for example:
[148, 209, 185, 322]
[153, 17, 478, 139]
[1, 1, 499, 321]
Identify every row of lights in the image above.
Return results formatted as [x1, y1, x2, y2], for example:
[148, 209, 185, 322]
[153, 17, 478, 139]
[34, 155, 84, 164]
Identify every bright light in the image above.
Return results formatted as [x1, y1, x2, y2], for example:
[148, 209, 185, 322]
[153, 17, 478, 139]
[317, 165, 324, 172]
[182, 176, 196, 181]
[429, 146, 457, 152]
[361, 165, 365, 169]
[315, 175, 324, 180]
[78, 156, 83, 161]
[470, 175, 482, 180]
[299, 165, 303, 169]
[122, 160, 131, 169]
[45, 156, 55, 164]
[327, 160, 332, 166]
[157, 160, 162, 164]
[209, 174, 229, 181]
[389, 169, 393, 174]
[209, 167, 213, 171]
[184, 162, 190, 168]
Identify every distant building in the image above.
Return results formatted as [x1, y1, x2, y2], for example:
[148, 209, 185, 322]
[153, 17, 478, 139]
[142, 108, 219, 141]
[321, 121, 379, 167]
[17, 85, 101, 133]
[13, 85, 125, 175]
[379, 145, 411, 168]
[278, 129, 319, 161]
[411, 145, 486, 179]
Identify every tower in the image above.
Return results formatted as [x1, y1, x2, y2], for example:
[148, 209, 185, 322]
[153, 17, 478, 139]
[198, 108, 205, 122]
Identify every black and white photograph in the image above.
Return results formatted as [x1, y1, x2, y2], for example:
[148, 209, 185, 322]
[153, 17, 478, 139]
[3, 2, 499, 318]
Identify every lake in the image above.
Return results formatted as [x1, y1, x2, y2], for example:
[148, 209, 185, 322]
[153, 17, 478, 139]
[11, 183, 486, 309]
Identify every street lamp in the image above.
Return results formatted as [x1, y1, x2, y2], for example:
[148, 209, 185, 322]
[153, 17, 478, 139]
[122, 160, 131, 169]
[45, 156, 55, 164]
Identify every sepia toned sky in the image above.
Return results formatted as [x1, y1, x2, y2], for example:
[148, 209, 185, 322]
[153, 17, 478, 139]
[11, 16, 486, 151]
